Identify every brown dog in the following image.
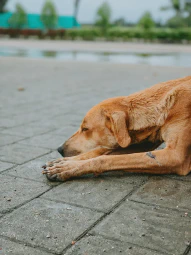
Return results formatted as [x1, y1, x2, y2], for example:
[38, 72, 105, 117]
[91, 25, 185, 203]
[42, 76, 191, 181]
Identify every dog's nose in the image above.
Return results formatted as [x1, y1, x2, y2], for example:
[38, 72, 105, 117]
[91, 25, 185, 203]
[57, 146, 64, 157]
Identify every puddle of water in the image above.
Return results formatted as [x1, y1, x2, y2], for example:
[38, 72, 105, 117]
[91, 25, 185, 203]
[0, 47, 191, 67]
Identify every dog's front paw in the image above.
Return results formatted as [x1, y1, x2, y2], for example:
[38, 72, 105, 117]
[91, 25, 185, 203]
[42, 158, 67, 169]
[42, 159, 94, 182]
[42, 161, 82, 181]
[41, 155, 81, 170]
[45, 173, 62, 182]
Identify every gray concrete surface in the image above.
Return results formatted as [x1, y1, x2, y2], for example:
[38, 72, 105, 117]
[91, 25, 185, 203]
[0, 55, 191, 255]
[1, 39, 191, 53]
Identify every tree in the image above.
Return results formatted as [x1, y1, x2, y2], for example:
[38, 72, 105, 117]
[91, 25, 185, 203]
[0, 0, 8, 13]
[138, 11, 155, 30]
[161, 0, 183, 16]
[161, 0, 191, 27]
[185, 1, 191, 14]
[114, 17, 126, 27]
[41, 0, 58, 30]
[166, 15, 186, 27]
[8, 3, 27, 29]
[95, 1, 112, 35]
[74, 0, 80, 27]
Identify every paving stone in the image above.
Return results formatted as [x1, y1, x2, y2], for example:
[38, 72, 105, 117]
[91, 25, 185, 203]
[0, 161, 15, 173]
[101, 171, 148, 184]
[52, 114, 82, 127]
[42, 176, 145, 212]
[0, 238, 53, 255]
[130, 176, 191, 210]
[0, 101, 45, 117]
[0, 133, 24, 146]
[19, 133, 65, 150]
[166, 173, 191, 182]
[0, 143, 50, 164]
[0, 175, 50, 214]
[4, 151, 61, 185]
[92, 200, 191, 255]
[48, 125, 78, 140]
[1, 121, 56, 138]
[0, 198, 103, 254]
[0, 113, 38, 128]
[1, 52, 191, 255]
[64, 235, 164, 255]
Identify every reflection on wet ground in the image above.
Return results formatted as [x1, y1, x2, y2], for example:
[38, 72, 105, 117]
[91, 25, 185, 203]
[0, 47, 191, 67]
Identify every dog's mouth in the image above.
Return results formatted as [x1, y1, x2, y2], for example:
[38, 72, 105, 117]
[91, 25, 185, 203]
[66, 150, 81, 157]
[57, 148, 81, 157]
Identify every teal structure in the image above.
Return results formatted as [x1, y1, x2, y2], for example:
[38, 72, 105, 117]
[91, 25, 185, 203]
[0, 12, 80, 29]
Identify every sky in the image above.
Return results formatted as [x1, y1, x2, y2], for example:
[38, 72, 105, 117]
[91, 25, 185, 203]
[7, 0, 174, 24]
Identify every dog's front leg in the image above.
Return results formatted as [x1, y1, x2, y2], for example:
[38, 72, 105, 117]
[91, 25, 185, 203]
[42, 147, 111, 170]
[44, 141, 161, 169]
[44, 147, 189, 181]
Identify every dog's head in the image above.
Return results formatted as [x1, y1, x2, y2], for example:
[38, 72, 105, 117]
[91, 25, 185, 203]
[58, 99, 132, 157]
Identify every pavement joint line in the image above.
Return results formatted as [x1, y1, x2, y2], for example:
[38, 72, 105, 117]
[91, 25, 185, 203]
[128, 199, 190, 213]
[88, 233, 169, 255]
[0, 99, 48, 112]
[183, 243, 191, 255]
[1, 126, 57, 138]
[17, 143, 60, 150]
[0, 234, 58, 255]
[39, 174, 150, 213]
[0, 181, 79, 254]
[0, 105, 61, 119]
[0, 118, 43, 130]
[40, 197, 106, 214]
[1, 171, 58, 185]
[1, 56, 190, 255]
[0, 186, 53, 215]
[1, 171, 149, 213]
[0, 136, 31, 148]
[0, 163, 17, 173]
[0, 159, 21, 164]
[0, 171, 65, 217]
[61, 178, 148, 254]
[164, 175, 191, 182]
[0, 133, 24, 138]
[0, 148, 54, 165]
[0, 158, 18, 165]
[47, 110, 76, 119]
[17, 127, 60, 141]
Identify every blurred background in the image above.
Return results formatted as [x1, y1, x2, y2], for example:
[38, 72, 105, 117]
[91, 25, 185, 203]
[1, 3, 191, 254]
[0, 0, 191, 66]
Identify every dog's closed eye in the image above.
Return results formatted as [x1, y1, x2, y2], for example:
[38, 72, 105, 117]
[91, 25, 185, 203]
[82, 128, 89, 132]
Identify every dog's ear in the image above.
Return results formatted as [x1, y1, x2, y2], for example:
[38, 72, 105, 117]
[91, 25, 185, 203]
[109, 111, 131, 148]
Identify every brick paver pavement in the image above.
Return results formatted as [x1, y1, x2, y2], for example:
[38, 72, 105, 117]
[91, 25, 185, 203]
[0, 55, 191, 255]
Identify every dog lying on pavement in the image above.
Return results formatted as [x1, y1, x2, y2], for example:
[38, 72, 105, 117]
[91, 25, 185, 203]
[42, 76, 191, 181]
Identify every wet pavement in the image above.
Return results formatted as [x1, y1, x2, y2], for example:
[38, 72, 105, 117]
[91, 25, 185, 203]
[0, 55, 191, 255]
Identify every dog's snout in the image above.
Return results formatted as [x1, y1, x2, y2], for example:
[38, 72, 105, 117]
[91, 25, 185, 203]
[57, 146, 64, 157]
